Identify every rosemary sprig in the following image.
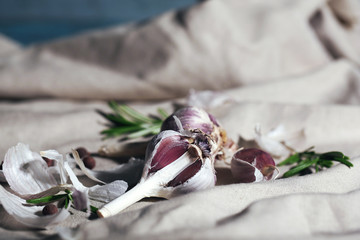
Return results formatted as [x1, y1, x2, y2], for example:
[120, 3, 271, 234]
[99, 101, 168, 139]
[26, 190, 98, 214]
[26, 194, 68, 204]
[278, 147, 353, 178]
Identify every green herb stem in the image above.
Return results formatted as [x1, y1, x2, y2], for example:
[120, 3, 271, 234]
[26, 194, 68, 204]
[99, 102, 168, 139]
[279, 148, 352, 178]
[90, 205, 99, 213]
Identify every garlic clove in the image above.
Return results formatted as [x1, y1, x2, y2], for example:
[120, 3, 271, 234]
[147, 134, 189, 174]
[231, 148, 278, 183]
[97, 130, 216, 218]
[167, 159, 202, 187]
[231, 158, 261, 183]
[170, 158, 216, 197]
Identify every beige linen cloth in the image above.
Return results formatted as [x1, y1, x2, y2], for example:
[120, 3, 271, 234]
[1, 0, 360, 239]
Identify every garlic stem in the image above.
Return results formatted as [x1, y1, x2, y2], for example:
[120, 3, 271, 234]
[97, 152, 195, 218]
[97, 179, 154, 218]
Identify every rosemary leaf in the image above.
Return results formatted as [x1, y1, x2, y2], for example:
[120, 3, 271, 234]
[101, 125, 143, 138]
[90, 205, 99, 213]
[103, 113, 133, 126]
[317, 159, 333, 168]
[126, 124, 162, 139]
[282, 158, 318, 178]
[319, 151, 346, 160]
[330, 157, 353, 168]
[277, 153, 300, 166]
[26, 194, 68, 204]
[279, 147, 352, 178]
[118, 104, 154, 124]
[157, 108, 169, 119]
[99, 102, 168, 139]
[64, 196, 69, 209]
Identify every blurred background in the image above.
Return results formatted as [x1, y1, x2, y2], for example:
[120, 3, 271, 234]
[0, 0, 197, 46]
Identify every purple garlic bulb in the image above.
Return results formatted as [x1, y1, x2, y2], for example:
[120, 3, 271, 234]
[161, 106, 228, 159]
[97, 130, 216, 218]
[231, 148, 278, 183]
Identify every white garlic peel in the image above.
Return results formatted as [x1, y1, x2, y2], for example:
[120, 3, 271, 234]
[0, 143, 129, 227]
[4, 144, 58, 195]
[186, 89, 234, 110]
[0, 185, 70, 228]
[254, 124, 305, 159]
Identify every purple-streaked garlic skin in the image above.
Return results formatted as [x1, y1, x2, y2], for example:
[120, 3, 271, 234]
[161, 106, 230, 160]
[170, 159, 216, 197]
[161, 107, 215, 135]
[208, 113, 220, 127]
[142, 130, 186, 178]
[231, 148, 276, 183]
[167, 160, 202, 187]
[147, 134, 189, 174]
[141, 130, 216, 198]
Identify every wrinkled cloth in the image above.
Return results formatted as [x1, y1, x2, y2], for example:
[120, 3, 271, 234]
[1, 0, 360, 239]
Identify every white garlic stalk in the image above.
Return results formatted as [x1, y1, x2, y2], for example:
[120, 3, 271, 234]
[97, 130, 216, 218]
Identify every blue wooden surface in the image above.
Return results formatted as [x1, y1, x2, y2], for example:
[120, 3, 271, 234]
[0, 0, 196, 45]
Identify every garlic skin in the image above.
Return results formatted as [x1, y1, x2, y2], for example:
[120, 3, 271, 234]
[161, 107, 219, 135]
[231, 148, 278, 183]
[254, 124, 305, 159]
[97, 130, 216, 218]
[186, 89, 234, 111]
[141, 130, 216, 198]
[161, 106, 230, 160]
[0, 143, 128, 228]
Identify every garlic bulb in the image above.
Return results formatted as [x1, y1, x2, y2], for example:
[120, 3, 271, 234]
[97, 130, 216, 218]
[231, 148, 279, 183]
[161, 106, 230, 159]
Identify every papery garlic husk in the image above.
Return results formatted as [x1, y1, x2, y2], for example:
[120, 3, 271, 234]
[186, 89, 234, 111]
[0, 185, 71, 228]
[3, 143, 59, 195]
[161, 106, 230, 159]
[0, 143, 128, 227]
[97, 130, 216, 218]
[254, 124, 306, 159]
[231, 148, 279, 183]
